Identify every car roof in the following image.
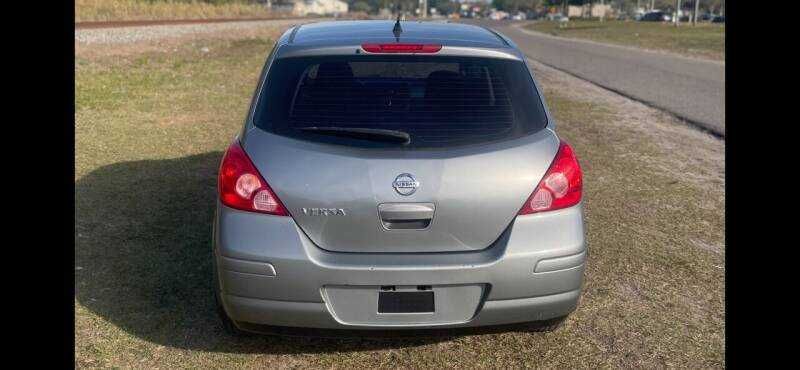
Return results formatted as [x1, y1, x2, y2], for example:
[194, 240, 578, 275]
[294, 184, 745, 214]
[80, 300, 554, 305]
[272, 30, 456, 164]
[283, 20, 510, 49]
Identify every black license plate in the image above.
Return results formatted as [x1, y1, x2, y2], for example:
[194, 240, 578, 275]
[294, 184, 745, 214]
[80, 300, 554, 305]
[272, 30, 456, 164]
[378, 291, 435, 313]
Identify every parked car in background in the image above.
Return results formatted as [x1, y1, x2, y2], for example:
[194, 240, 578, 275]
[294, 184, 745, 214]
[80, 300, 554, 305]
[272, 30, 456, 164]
[639, 11, 671, 22]
[489, 10, 509, 20]
[526, 10, 543, 20]
[698, 13, 713, 22]
[511, 12, 526, 21]
[711, 15, 724, 23]
[546, 13, 568, 22]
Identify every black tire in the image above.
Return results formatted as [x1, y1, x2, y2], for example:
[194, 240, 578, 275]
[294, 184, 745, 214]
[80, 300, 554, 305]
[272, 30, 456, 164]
[212, 254, 250, 337]
[528, 315, 567, 332]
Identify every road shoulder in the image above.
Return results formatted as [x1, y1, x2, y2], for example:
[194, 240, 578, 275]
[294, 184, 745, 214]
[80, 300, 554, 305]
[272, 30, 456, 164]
[512, 22, 725, 66]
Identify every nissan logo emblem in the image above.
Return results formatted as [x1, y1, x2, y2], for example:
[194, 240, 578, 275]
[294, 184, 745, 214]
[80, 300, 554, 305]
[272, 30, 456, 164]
[392, 173, 419, 196]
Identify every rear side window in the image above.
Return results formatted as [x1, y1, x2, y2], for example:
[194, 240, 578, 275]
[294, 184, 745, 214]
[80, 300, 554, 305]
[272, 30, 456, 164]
[253, 55, 548, 148]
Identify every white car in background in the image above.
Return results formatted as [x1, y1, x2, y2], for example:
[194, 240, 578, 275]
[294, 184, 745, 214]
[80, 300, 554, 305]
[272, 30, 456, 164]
[489, 11, 509, 20]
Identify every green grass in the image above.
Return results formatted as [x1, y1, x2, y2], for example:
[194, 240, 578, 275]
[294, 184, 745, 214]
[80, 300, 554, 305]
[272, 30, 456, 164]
[76, 35, 724, 367]
[525, 19, 725, 61]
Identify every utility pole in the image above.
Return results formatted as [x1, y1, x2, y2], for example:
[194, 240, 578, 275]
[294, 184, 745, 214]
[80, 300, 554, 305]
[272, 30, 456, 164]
[599, 0, 604, 22]
[650, 0, 654, 11]
[674, 0, 681, 26]
[693, 0, 699, 25]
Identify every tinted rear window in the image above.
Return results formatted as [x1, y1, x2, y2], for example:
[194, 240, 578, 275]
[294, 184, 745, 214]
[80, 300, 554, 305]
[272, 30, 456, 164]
[253, 55, 548, 148]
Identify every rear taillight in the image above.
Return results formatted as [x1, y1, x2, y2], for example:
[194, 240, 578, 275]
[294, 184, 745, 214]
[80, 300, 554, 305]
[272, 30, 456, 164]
[518, 141, 582, 215]
[361, 43, 442, 53]
[218, 140, 288, 216]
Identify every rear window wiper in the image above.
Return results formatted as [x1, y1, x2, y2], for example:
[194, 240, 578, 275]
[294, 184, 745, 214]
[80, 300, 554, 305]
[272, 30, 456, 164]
[295, 126, 411, 145]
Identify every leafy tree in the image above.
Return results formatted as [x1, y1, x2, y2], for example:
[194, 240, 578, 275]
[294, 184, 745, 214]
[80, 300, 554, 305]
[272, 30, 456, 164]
[494, 0, 544, 13]
[352, 0, 372, 12]
[429, 0, 459, 15]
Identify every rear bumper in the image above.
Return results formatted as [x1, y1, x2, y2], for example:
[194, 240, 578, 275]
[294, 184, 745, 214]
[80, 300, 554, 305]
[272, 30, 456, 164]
[214, 202, 586, 330]
[224, 288, 581, 330]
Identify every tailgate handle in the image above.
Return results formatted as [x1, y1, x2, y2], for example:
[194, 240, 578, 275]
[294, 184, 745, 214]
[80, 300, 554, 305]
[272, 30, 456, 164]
[378, 203, 435, 230]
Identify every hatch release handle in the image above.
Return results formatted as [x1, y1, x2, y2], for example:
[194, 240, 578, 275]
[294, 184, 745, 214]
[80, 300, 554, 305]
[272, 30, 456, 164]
[378, 203, 435, 230]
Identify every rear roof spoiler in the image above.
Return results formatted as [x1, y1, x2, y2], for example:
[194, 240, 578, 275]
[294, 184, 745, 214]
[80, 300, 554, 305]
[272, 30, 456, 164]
[274, 44, 523, 61]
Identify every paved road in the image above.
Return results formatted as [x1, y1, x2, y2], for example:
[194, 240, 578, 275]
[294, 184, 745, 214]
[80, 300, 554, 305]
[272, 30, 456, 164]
[474, 20, 725, 136]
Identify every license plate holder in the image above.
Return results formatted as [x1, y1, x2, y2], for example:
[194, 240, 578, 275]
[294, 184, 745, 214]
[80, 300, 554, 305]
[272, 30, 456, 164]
[378, 291, 434, 314]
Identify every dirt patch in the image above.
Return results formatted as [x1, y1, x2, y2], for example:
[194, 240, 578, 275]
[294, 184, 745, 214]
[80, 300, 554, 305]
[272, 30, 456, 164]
[689, 238, 724, 255]
[75, 19, 310, 61]
[156, 113, 198, 127]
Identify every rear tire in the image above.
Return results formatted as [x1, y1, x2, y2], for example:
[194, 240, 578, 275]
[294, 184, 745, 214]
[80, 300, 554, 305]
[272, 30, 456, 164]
[213, 253, 250, 337]
[214, 289, 250, 336]
[528, 315, 567, 332]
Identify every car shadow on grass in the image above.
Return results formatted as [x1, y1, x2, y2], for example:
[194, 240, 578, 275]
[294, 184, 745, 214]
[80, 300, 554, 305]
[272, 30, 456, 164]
[77, 152, 543, 354]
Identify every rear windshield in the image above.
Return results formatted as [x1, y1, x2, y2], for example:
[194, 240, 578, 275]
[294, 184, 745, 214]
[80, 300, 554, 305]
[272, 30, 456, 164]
[252, 55, 548, 148]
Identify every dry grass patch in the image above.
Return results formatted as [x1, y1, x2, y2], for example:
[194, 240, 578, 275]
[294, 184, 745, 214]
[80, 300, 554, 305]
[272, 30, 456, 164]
[76, 20, 292, 63]
[526, 19, 725, 61]
[76, 0, 288, 22]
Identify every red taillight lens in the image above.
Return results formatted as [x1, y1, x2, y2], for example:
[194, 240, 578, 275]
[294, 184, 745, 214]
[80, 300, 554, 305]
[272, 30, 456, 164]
[361, 43, 442, 53]
[218, 140, 289, 216]
[518, 141, 583, 215]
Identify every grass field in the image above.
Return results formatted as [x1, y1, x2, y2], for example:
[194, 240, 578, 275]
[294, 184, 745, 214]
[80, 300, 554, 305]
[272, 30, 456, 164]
[76, 30, 724, 367]
[76, 0, 285, 22]
[525, 19, 725, 61]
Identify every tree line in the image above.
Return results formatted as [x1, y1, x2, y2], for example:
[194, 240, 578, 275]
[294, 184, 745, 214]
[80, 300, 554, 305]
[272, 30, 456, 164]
[491, 0, 724, 14]
[157, 0, 723, 16]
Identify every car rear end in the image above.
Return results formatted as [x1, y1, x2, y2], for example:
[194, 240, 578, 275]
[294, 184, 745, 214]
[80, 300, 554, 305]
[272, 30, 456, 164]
[213, 21, 586, 333]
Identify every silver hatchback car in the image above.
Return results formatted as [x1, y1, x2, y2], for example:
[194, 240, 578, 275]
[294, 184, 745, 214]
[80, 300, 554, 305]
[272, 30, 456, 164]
[213, 20, 586, 335]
